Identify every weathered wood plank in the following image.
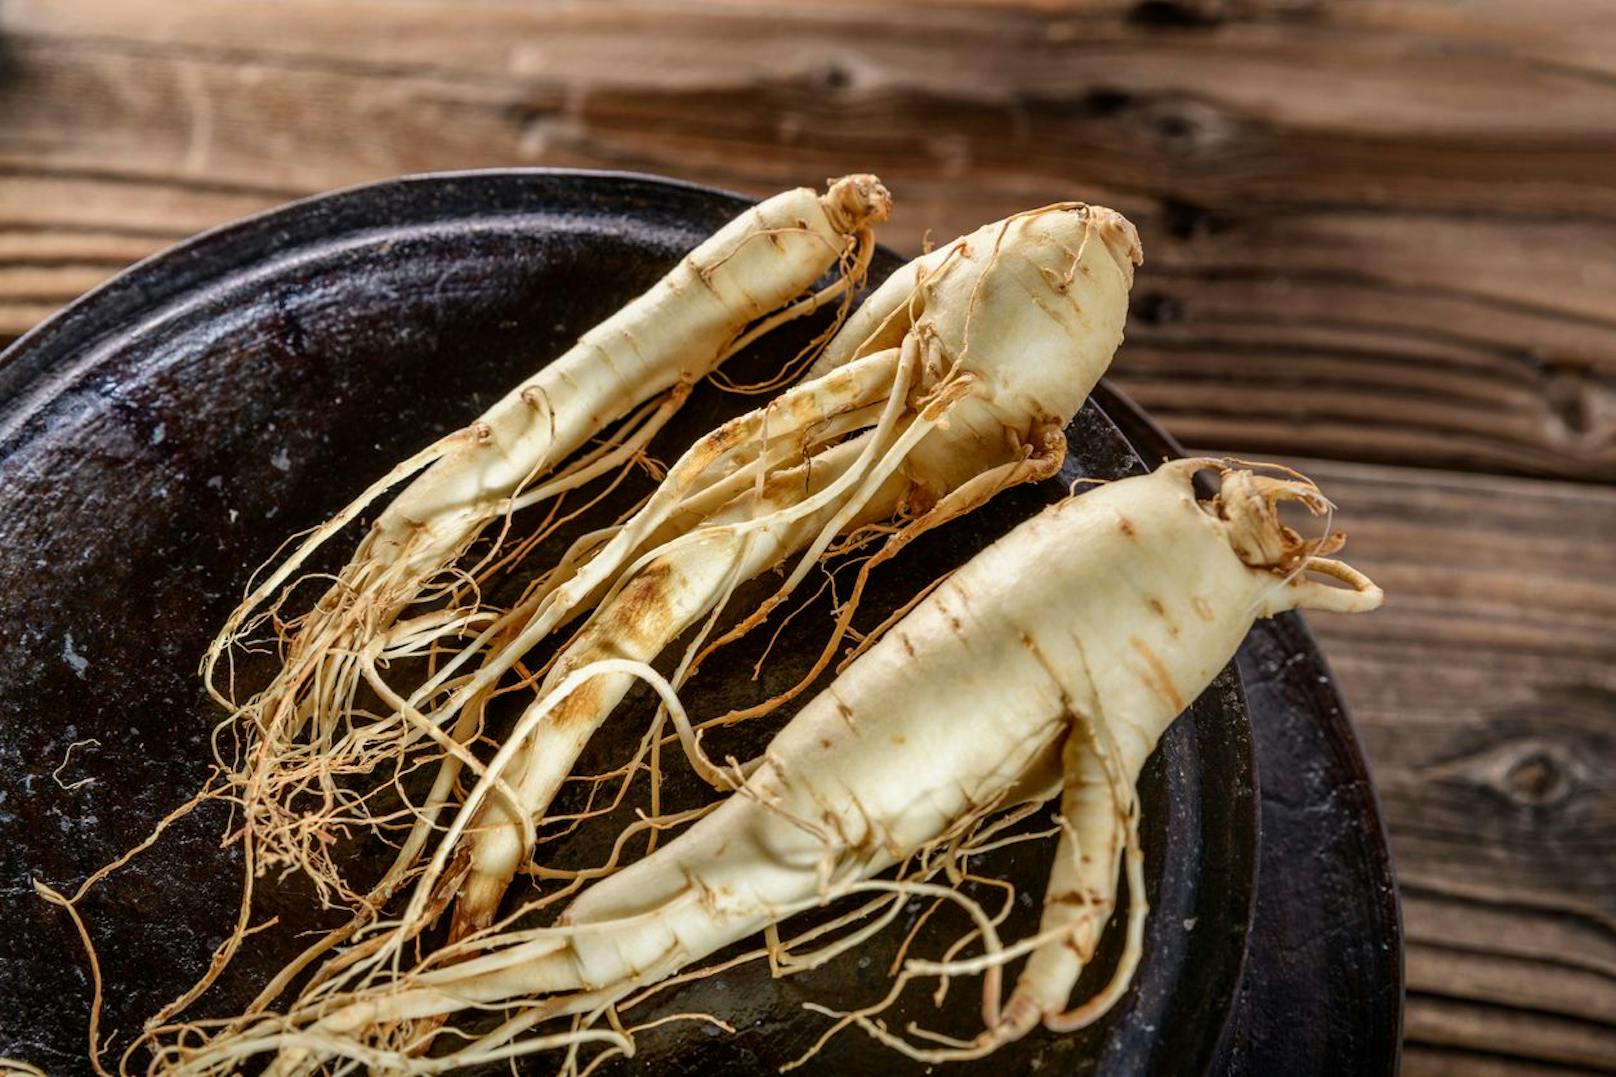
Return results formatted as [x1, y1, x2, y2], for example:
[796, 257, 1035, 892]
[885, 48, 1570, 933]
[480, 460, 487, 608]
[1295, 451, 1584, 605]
[1404, 1045, 1609, 1077]
[7, 0, 1616, 133]
[1, 2, 1614, 473]
[9, 19, 1616, 220]
[1406, 996, 1616, 1072]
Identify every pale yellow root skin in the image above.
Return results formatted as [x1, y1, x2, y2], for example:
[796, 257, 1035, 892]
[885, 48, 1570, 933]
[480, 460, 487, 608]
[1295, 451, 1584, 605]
[445, 201, 1144, 942]
[203, 175, 892, 892]
[219, 462, 1376, 1076]
[364, 176, 893, 583]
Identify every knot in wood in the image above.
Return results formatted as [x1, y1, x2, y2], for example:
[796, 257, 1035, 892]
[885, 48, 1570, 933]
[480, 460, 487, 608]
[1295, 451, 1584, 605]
[1542, 366, 1614, 452]
[1457, 736, 1584, 813]
[814, 60, 855, 93]
[1502, 749, 1574, 809]
[1127, 0, 1230, 29]
[1141, 98, 1236, 158]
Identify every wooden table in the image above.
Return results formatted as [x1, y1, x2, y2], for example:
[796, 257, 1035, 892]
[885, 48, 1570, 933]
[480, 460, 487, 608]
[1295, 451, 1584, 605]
[2, 2, 1611, 1072]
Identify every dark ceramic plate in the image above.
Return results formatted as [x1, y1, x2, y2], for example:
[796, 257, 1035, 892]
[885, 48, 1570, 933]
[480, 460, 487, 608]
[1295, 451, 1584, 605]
[0, 171, 1261, 1074]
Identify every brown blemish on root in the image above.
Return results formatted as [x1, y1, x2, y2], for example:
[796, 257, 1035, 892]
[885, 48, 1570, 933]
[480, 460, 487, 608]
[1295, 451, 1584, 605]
[1192, 596, 1215, 622]
[545, 681, 606, 730]
[1116, 513, 1135, 537]
[432, 842, 475, 925]
[1147, 597, 1180, 637]
[591, 560, 679, 653]
[834, 696, 858, 731]
[706, 420, 748, 456]
[891, 734, 907, 746]
[905, 483, 939, 517]
[1130, 635, 1185, 712]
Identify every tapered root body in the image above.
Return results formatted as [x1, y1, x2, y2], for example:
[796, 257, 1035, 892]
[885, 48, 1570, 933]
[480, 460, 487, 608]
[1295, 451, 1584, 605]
[443, 202, 1144, 941]
[232, 462, 1376, 1073]
[205, 175, 892, 894]
[366, 175, 892, 582]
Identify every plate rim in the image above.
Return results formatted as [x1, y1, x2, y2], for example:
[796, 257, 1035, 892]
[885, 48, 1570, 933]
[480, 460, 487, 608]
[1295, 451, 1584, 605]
[1, 167, 756, 375]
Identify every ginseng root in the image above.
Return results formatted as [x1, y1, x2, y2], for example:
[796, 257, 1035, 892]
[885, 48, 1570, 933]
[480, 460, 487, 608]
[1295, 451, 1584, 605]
[158, 459, 1379, 1075]
[205, 175, 891, 903]
[405, 202, 1144, 951]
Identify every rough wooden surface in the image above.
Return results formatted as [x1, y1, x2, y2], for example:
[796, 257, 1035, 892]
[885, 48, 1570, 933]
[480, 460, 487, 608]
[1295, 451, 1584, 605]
[1284, 458, 1616, 1074]
[0, 1, 1612, 1072]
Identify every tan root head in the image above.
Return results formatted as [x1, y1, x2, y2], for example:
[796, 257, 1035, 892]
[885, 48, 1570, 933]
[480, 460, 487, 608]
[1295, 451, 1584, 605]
[1190, 458, 1383, 615]
[822, 174, 894, 234]
[1213, 465, 1337, 574]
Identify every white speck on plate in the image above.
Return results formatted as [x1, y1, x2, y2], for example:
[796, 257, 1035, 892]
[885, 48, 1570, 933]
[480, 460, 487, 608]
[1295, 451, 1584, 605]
[271, 448, 292, 472]
[62, 632, 89, 678]
[149, 423, 166, 445]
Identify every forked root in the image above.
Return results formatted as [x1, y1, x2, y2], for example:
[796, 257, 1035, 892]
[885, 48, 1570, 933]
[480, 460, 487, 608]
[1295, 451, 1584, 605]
[142, 458, 1381, 1076]
[197, 174, 891, 906]
[416, 202, 1142, 955]
[106, 198, 1195, 1077]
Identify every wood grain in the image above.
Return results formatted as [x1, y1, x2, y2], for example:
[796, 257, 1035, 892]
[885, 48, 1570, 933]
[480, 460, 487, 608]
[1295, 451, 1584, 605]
[2, 0, 1615, 476]
[1275, 457, 1616, 1073]
[1, 2, 1613, 1072]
